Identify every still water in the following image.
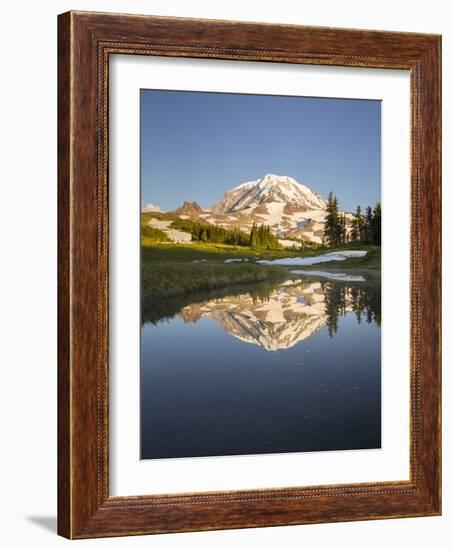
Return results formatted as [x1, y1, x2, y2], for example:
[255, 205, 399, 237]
[141, 274, 381, 459]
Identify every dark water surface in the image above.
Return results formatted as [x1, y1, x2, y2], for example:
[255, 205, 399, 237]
[141, 274, 381, 459]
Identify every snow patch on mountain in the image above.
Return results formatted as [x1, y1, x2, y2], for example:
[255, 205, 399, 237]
[278, 239, 304, 248]
[147, 218, 192, 243]
[254, 201, 286, 225]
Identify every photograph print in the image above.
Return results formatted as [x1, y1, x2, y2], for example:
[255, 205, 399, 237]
[140, 90, 381, 460]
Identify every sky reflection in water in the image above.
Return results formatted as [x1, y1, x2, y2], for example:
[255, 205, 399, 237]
[141, 275, 381, 460]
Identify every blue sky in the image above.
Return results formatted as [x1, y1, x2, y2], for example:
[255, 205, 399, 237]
[141, 90, 381, 212]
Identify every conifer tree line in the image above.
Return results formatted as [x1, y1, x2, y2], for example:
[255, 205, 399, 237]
[249, 222, 280, 249]
[324, 192, 381, 247]
[171, 218, 280, 249]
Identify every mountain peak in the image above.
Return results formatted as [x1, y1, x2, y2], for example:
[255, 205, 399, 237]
[234, 174, 289, 190]
[263, 173, 290, 181]
[261, 173, 283, 181]
[173, 200, 203, 215]
[213, 174, 327, 214]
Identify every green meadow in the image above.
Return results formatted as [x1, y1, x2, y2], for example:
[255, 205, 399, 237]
[141, 240, 380, 298]
[141, 211, 380, 298]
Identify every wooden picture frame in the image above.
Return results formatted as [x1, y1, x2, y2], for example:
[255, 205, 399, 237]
[58, 10, 441, 539]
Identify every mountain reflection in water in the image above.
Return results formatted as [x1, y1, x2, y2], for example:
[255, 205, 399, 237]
[143, 276, 380, 352]
[141, 273, 381, 459]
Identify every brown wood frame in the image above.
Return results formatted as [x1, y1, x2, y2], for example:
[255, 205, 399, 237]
[58, 10, 441, 539]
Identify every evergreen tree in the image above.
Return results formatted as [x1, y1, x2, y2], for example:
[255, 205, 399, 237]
[340, 213, 347, 244]
[349, 202, 381, 245]
[250, 223, 258, 248]
[324, 192, 342, 247]
[364, 206, 373, 244]
[247, 223, 280, 249]
[371, 202, 381, 246]
[351, 205, 364, 243]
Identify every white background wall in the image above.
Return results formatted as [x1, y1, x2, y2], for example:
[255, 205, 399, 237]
[0, 1, 450, 548]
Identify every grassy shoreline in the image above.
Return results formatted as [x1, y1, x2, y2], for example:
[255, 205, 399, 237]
[141, 242, 380, 298]
[142, 262, 288, 298]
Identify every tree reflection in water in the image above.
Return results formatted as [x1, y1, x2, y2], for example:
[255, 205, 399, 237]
[142, 272, 381, 352]
[322, 280, 381, 338]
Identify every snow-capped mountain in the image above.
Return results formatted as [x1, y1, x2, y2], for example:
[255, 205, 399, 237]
[212, 173, 327, 214]
[205, 174, 334, 243]
[145, 174, 352, 244]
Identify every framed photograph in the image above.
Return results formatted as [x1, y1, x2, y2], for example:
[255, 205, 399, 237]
[58, 11, 441, 539]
